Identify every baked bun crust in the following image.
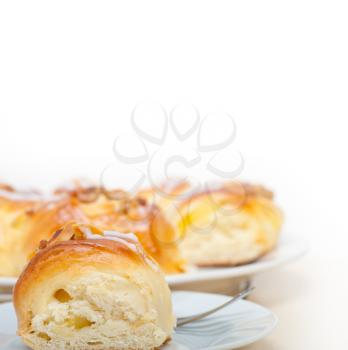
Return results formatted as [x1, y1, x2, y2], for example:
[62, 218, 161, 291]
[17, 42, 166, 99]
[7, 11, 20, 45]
[58, 183, 185, 274]
[0, 183, 184, 277]
[0, 187, 86, 277]
[14, 223, 175, 350]
[139, 180, 283, 267]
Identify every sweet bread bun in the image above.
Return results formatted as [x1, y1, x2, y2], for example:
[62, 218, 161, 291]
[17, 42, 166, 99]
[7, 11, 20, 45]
[139, 179, 283, 267]
[56, 183, 185, 274]
[14, 223, 175, 350]
[0, 183, 184, 277]
[0, 186, 86, 277]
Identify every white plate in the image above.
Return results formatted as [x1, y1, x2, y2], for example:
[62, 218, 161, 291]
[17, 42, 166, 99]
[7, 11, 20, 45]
[0, 234, 307, 290]
[0, 291, 277, 350]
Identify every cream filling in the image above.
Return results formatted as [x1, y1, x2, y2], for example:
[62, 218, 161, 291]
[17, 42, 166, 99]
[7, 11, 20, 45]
[27, 273, 170, 349]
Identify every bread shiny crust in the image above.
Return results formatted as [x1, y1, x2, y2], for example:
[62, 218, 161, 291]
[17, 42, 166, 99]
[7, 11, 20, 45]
[139, 179, 283, 267]
[69, 191, 184, 274]
[14, 224, 175, 350]
[0, 188, 87, 276]
[0, 184, 184, 277]
[14, 227, 152, 331]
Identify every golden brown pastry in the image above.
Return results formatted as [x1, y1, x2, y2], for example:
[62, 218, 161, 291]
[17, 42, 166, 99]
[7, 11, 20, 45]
[139, 179, 283, 267]
[0, 183, 184, 277]
[14, 223, 175, 350]
[0, 187, 86, 277]
[56, 183, 185, 274]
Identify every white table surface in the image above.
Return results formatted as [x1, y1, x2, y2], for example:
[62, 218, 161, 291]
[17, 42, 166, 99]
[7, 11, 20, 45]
[241, 253, 348, 350]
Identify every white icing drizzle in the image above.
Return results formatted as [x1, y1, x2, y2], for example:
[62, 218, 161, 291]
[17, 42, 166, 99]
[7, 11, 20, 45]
[0, 189, 61, 202]
[77, 226, 160, 271]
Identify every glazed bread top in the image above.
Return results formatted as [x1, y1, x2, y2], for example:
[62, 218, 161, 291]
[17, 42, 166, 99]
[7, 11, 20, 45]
[55, 183, 185, 273]
[138, 179, 283, 253]
[0, 183, 184, 276]
[0, 186, 86, 276]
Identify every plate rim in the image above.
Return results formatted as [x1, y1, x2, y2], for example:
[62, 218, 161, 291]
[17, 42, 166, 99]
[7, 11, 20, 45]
[171, 291, 278, 350]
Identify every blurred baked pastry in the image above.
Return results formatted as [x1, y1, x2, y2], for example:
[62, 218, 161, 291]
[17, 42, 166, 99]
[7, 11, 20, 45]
[56, 183, 185, 274]
[139, 179, 283, 267]
[0, 183, 184, 276]
[0, 186, 85, 277]
[14, 223, 175, 350]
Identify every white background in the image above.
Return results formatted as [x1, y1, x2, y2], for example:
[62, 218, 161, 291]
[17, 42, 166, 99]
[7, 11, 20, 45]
[0, 1, 347, 348]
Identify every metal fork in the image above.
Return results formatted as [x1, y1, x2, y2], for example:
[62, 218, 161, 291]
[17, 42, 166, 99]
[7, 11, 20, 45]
[176, 285, 255, 327]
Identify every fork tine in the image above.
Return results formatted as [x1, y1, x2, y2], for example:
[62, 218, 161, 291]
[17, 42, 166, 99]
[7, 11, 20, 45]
[176, 285, 255, 327]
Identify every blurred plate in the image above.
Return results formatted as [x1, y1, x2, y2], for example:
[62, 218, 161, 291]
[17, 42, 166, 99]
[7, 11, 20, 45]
[0, 234, 307, 291]
[0, 291, 277, 350]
